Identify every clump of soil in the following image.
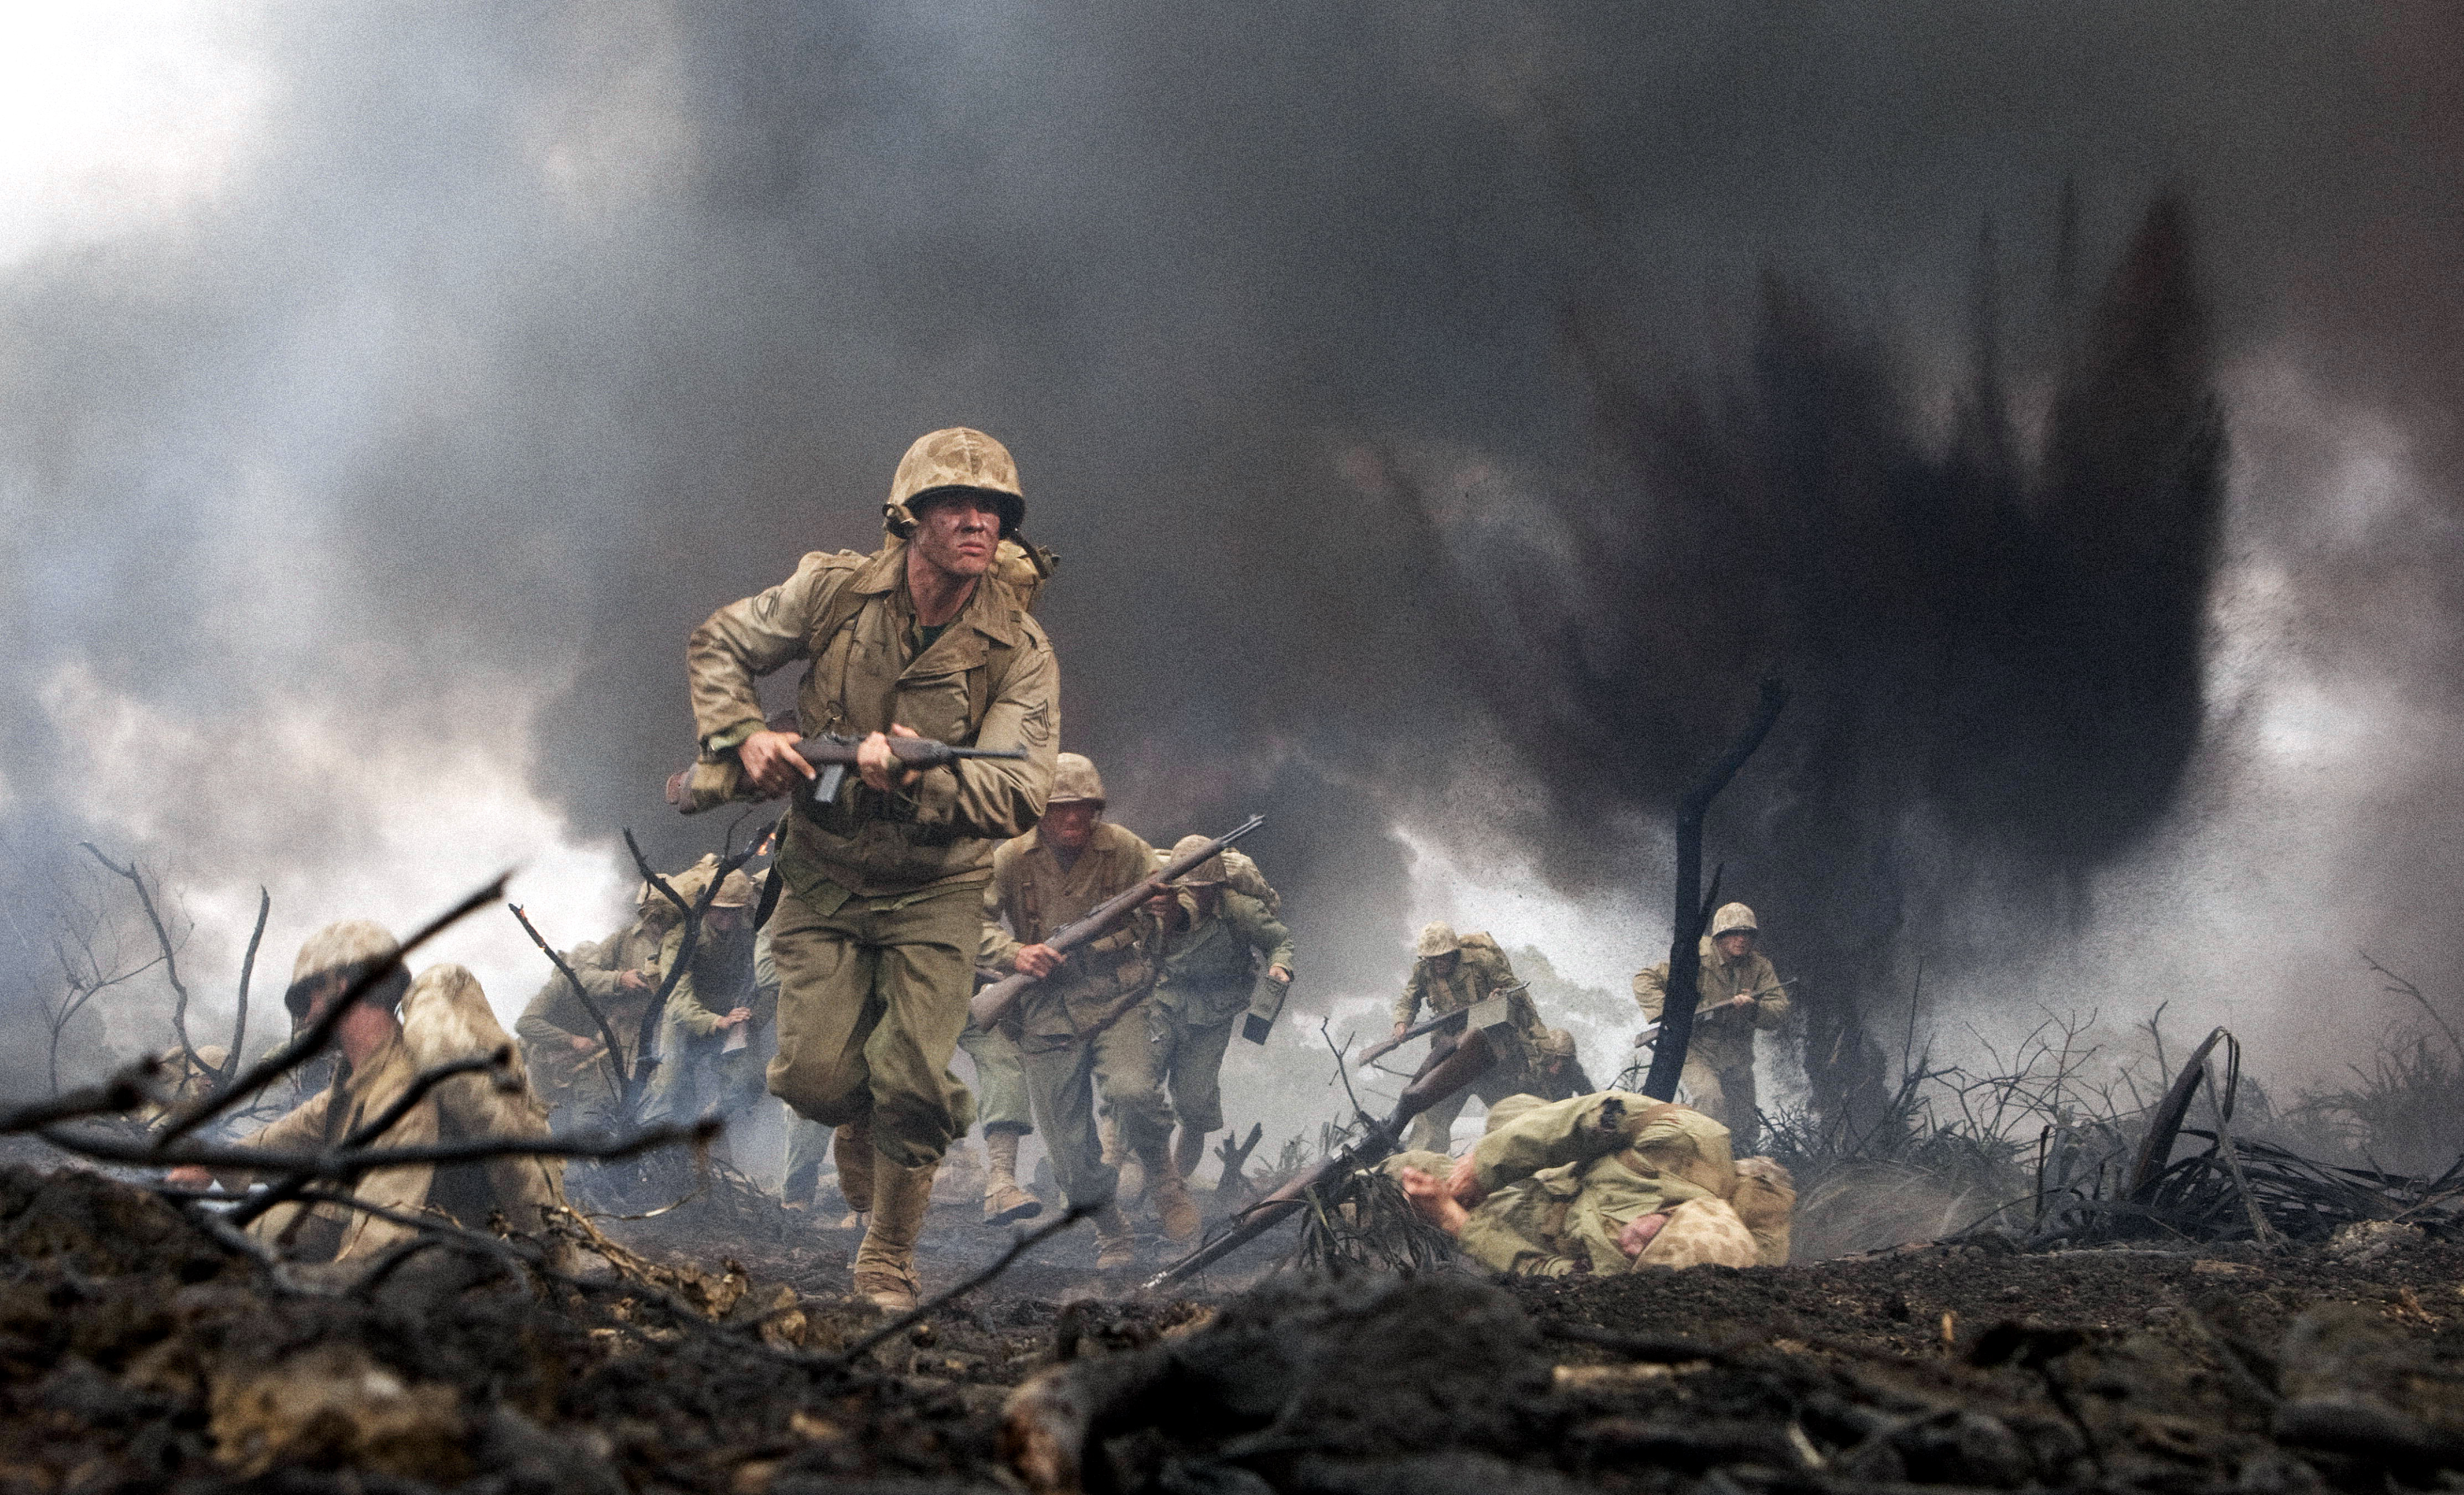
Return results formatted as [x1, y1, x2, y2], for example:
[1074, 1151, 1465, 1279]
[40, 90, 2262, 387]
[9, 1158, 2464, 1493]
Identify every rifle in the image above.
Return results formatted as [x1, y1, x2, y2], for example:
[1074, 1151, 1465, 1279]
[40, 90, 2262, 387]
[1356, 982, 1528, 1064]
[1145, 1029, 1499, 1291]
[1630, 977, 1796, 1049]
[667, 733, 1028, 815]
[970, 815, 1265, 1029]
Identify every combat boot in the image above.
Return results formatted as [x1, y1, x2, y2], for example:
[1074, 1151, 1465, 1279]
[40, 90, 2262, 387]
[852, 1154, 936, 1312]
[834, 1117, 875, 1215]
[982, 1131, 1041, 1225]
[1145, 1148, 1202, 1243]
[1172, 1125, 1208, 1184]
[1092, 1201, 1138, 1271]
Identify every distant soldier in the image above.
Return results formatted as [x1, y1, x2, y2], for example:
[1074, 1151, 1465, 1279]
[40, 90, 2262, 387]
[141, 1044, 230, 1133]
[1151, 835, 1293, 1188]
[981, 752, 1187, 1266]
[1533, 1029, 1595, 1102]
[1392, 922, 1549, 1152]
[165, 921, 568, 1263]
[683, 426, 1058, 1310]
[637, 863, 762, 1128]
[514, 881, 683, 1120]
[1632, 902, 1787, 1151]
[1390, 1091, 1796, 1275]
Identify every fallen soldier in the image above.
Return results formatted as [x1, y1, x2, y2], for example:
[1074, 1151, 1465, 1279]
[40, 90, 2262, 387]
[1390, 1091, 1794, 1275]
[167, 920, 569, 1263]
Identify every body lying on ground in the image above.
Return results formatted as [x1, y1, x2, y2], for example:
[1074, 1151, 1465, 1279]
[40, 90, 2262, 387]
[169, 920, 569, 1265]
[1390, 1090, 1795, 1275]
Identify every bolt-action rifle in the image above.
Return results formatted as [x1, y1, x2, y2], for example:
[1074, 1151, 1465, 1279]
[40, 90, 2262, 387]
[1630, 976, 1796, 1049]
[1146, 1028, 1499, 1291]
[968, 815, 1265, 1030]
[667, 732, 1028, 815]
[1355, 981, 1529, 1065]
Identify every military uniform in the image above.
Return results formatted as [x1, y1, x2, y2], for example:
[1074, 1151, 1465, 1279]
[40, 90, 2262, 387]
[684, 427, 1058, 1305]
[1390, 1091, 1787, 1276]
[514, 909, 670, 1117]
[1152, 879, 1293, 1142]
[213, 923, 568, 1264]
[980, 817, 1164, 1218]
[1533, 1030, 1598, 1103]
[637, 916, 760, 1128]
[1633, 906, 1786, 1149]
[1393, 925, 1548, 1152]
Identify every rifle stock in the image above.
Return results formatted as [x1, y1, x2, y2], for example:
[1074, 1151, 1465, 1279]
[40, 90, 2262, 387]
[1144, 1029, 1498, 1291]
[969, 814, 1264, 1029]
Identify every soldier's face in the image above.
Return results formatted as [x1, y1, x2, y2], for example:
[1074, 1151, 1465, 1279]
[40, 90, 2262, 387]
[1427, 952, 1459, 977]
[707, 905, 748, 935]
[1716, 931, 1755, 960]
[1043, 800, 1101, 853]
[909, 493, 1002, 581]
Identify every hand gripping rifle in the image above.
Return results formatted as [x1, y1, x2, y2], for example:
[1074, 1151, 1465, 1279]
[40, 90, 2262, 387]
[1145, 1027, 1499, 1291]
[1629, 977, 1797, 1049]
[1355, 982, 1529, 1065]
[667, 732, 1028, 815]
[968, 814, 1265, 1030]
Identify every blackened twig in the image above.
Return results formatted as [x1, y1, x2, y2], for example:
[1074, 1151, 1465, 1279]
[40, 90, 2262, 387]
[509, 901, 632, 1098]
[620, 832, 754, 1106]
[228, 888, 268, 1087]
[79, 844, 203, 1078]
[51, 1117, 719, 1179]
[0, 1056, 163, 1133]
[222, 1049, 517, 1230]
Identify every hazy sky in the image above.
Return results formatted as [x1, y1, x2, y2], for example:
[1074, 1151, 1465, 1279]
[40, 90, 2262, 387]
[2, 3, 2458, 1100]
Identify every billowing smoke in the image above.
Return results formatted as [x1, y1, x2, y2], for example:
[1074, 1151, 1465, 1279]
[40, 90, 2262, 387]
[2, 4, 2460, 1117]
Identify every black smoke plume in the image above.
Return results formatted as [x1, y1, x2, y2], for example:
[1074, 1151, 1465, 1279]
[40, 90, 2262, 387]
[1365, 197, 2223, 1125]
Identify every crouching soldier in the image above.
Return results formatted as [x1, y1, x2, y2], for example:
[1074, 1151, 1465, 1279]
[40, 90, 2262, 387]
[1389, 1091, 1795, 1275]
[166, 920, 569, 1264]
[514, 880, 683, 1122]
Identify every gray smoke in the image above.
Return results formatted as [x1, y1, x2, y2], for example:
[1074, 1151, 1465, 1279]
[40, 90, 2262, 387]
[2, 4, 2459, 1110]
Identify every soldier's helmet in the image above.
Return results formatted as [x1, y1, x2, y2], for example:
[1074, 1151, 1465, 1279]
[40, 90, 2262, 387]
[1710, 903, 1759, 939]
[1540, 1028, 1578, 1059]
[664, 853, 724, 908]
[1483, 1093, 1549, 1133]
[885, 427, 1025, 540]
[1048, 752, 1106, 807]
[285, 919, 402, 1022]
[711, 869, 759, 909]
[1415, 921, 1461, 960]
[1167, 833, 1228, 887]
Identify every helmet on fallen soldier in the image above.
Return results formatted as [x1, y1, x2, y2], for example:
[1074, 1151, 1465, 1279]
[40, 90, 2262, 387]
[884, 427, 1025, 540]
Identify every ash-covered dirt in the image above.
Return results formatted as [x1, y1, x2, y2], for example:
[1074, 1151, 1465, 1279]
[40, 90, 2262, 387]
[8, 1157, 2464, 1494]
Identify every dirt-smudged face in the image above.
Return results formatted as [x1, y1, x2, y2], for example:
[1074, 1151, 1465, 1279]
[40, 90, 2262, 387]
[1042, 800, 1101, 854]
[1715, 931, 1755, 962]
[908, 492, 1002, 584]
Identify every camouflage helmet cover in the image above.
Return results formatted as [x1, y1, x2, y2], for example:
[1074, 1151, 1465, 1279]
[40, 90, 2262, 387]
[1048, 752, 1105, 806]
[286, 919, 402, 1020]
[1709, 902, 1759, 938]
[1166, 833, 1228, 886]
[1415, 921, 1461, 960]
[1540, 1028, 1578, 1059]
[884, 427, 1025, 540]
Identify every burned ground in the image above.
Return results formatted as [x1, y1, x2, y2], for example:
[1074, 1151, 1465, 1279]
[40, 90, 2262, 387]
[8, 1154, 2464, 1495]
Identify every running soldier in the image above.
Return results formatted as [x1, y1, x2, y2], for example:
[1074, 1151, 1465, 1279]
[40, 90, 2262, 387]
[980, 752, 1189, 1266]
[1633, 902, 1787, 1152]
[1392, 922, 1549, 1152]
[682, 426, 1058, 1310]
[1151, 835, 1293, 1190]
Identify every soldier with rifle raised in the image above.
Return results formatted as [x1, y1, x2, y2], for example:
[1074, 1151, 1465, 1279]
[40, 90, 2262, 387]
[976, 753, 1185, 1266]
[1149, 836, 1294, 1198]
[677, 426, 1058, 1311]
[1387, 922, 1549, 1152]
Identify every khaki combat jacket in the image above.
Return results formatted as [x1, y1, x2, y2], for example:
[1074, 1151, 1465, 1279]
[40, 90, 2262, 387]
[981, 821, 1159, 1043]
[223, 998, 564, 1263]
[1458, 1091, 1739, 1277]
[1633, 939, 1787, 1071]
[1154, 890, 1295, 1024]
[687, 540, 1058, 898]
[1393, 937, 1547, 1069]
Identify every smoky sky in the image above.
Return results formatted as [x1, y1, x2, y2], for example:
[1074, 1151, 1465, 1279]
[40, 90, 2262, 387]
[3, 3, 2461, 1092]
